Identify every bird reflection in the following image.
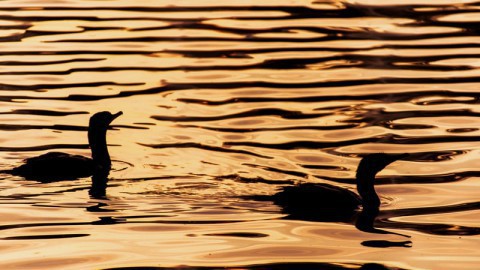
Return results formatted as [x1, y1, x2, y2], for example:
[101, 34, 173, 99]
[361, 239, 412, 248]
[258, 153, 410, 238]
[6, 111, 122, 182]
[89, 166, 110, 199]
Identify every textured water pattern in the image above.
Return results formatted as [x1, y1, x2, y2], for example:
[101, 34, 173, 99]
[1, 0, 480, 269]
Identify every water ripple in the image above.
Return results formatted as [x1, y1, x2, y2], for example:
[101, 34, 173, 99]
[1, 1, 480, 269]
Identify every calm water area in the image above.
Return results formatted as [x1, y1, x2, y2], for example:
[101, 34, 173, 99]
[1, 0, 480, 269]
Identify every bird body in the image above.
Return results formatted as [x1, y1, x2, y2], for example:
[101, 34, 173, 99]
[6, 111, 122, 182]
[273, 182, 361, 210]
[11, 152, 94, 181]
[271, 153, 408, 222]
[273, 182, 361, 222]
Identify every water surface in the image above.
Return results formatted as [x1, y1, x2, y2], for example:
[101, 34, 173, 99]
[1, 0, 480, 269]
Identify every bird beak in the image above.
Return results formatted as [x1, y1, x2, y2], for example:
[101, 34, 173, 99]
[112, 111, 123, 121]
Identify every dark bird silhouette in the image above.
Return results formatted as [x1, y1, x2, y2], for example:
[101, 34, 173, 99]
[5, 111, 122, 182]
[272, 153, 408, 223]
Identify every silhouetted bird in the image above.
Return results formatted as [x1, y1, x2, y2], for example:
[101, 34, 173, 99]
[271, 153, 408, 223]
[5, 111, 122, 182]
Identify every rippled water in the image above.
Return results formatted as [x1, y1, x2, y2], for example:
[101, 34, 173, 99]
[1, 0, 480, 269]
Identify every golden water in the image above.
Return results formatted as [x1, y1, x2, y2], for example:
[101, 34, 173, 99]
[1, 0, 480, 269]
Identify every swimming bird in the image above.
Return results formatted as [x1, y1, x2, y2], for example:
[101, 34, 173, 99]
[271, 153, 408, 223]
[6, 111, 122, 181]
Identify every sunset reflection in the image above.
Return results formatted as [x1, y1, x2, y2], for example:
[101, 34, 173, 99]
[0, 0, 480, 269]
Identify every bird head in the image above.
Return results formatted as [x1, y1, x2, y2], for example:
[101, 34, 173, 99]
[356, 153, 408, 179]
[89, 111, 123, 131]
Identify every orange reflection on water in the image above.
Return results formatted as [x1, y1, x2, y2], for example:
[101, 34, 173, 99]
[0, 0, 480, 269]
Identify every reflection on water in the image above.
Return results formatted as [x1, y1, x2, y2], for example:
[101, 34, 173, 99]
[1, 0, 480, 269]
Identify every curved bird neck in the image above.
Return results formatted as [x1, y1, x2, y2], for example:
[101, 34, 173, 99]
[356, 171, 380, 209]
[88, 127, 111, 170]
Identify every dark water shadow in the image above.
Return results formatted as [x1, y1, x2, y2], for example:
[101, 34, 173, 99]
[203, 232, 269, 238]
[2, 233, 89, 240]
[86, 202, 116, 213]
[361, 240, 412, 248]
[103, 262, 410, 270]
